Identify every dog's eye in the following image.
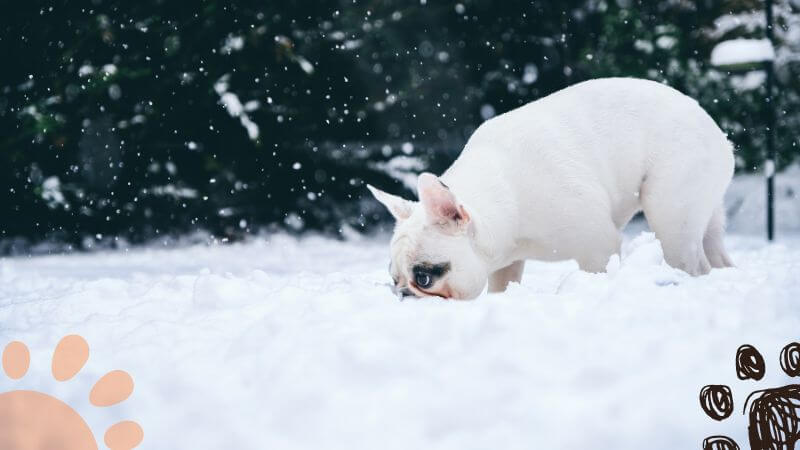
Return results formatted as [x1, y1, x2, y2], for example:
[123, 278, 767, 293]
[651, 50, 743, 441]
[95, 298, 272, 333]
[414, 272, 433, 289]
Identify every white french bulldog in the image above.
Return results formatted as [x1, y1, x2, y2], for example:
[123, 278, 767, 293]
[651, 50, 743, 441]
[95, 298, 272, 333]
[368, 78, 734, 300]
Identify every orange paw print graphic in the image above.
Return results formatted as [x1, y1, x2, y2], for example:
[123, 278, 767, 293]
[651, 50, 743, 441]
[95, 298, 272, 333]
[0, 335, 143, 450]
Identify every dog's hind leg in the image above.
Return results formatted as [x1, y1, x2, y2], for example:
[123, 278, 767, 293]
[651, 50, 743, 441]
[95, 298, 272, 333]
[704, 205, 734, 268]
[641, 172, 717, 276]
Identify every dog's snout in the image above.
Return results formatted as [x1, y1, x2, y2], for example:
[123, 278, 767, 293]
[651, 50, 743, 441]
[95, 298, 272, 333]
[390, 283, 415, 298]
[391, 284, 415, 298]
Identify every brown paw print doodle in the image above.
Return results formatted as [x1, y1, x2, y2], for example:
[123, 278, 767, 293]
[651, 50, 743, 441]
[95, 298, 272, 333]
[700, 343, 800, 450]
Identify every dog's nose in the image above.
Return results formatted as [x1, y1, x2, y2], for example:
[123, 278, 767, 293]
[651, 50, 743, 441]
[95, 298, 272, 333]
[393, 286, 415, 299]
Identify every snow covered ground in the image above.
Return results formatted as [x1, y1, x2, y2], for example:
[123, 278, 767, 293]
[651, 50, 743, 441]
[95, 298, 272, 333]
[1, 226, 799, 449]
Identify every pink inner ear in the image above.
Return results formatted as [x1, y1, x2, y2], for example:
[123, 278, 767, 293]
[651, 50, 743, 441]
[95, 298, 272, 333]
[434, 198, 462, 222]
[418, 175, 464, 223]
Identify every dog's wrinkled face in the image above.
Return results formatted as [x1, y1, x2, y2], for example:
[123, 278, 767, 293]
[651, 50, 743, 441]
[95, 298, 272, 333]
[368, 173, 487, 300]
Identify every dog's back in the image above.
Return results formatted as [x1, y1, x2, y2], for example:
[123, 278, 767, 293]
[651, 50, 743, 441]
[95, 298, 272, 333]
[443, 78, 734, 275]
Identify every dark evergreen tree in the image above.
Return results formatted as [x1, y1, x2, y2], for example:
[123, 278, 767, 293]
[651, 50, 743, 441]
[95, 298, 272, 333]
[1, 0, 797, 252]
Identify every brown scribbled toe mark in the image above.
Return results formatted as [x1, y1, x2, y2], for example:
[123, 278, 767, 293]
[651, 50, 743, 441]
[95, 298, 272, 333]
[700, 385, 734, 421]
[701, 342, 800, 450]
[780, 342, 800, 377]
[736, 344, 765, 381]
[745, 385, 800, 450]
[703, 435, 740, 450]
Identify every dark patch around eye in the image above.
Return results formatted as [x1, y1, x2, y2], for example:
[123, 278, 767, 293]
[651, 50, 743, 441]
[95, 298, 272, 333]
[412, 262, 451, 280]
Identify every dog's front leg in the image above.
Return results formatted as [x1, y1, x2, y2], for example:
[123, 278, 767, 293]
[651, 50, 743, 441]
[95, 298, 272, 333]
[487, 260, 525, 293]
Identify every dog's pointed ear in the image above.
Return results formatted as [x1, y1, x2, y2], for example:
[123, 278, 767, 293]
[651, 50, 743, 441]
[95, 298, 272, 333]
[417, 173, 470, 230]
[367, 184, 414, 221]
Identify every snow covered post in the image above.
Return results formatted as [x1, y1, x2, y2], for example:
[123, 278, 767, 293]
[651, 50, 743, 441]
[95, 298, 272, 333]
[710, 3, 777, 241]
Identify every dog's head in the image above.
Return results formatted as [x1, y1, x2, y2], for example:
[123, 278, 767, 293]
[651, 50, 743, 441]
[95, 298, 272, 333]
[368, 173, 487, 300]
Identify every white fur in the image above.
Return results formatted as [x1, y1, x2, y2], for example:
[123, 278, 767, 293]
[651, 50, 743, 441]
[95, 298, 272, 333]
[370, 78, 734, 299]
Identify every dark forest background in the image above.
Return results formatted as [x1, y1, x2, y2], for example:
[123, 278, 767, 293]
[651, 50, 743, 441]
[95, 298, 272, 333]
[1, 0, 798, 252]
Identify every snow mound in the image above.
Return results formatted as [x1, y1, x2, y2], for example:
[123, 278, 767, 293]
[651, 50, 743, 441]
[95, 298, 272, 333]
[556, 232, 682, 295]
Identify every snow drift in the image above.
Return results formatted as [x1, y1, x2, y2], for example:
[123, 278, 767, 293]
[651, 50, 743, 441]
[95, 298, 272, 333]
[1, 228, 799, 449]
